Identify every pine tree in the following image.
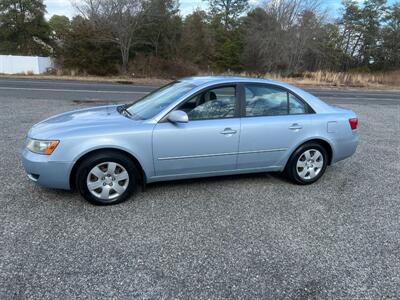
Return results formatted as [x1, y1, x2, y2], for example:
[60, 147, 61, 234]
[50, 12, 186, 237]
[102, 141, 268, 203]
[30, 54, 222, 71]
[207, 0, 249, 30]
[206, 0, 248, 71]
[0, 0, 51, 56]
[381, 3, 400, 69]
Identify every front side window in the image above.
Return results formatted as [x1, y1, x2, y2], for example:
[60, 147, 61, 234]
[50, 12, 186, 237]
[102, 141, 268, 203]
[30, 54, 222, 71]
[126, 81, 195, 120]
[245, 84, 310, 117]
[178, 86, 236, 120]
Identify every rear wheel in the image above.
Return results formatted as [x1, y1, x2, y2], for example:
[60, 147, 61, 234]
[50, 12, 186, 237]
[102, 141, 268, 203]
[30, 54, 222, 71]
[286, 142, 328, 185]
[76, 151, 138, 205]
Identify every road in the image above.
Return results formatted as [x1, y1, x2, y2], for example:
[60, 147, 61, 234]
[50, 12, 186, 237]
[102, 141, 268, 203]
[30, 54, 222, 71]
[0, 78, 399, 105]
[0, 78, 399, 299]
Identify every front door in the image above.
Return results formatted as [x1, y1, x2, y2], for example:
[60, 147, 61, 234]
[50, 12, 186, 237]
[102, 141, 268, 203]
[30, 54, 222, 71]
[153, 85, 241, 177]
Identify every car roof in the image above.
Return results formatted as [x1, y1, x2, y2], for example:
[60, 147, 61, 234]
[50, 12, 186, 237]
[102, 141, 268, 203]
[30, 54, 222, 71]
[180, 76, 276, 86]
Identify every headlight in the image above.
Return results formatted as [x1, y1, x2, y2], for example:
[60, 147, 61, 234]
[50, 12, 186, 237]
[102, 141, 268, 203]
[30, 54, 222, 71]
[26, 139, 59, 155]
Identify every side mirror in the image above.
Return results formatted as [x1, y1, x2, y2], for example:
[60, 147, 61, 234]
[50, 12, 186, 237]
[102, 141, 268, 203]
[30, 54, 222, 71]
[168, 110, 189, 123]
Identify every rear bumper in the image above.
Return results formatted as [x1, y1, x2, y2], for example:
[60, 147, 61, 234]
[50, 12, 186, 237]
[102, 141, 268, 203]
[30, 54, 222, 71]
[331, 132, 359, 164]
[21, 148, 72, 190]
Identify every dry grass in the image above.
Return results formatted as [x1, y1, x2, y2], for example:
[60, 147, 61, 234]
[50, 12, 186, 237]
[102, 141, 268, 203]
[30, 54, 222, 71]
[291, 71, 400, 88]
[0, 74, 170, 86]
[1, 70, 399, 89]
[215, 70, 400, 89]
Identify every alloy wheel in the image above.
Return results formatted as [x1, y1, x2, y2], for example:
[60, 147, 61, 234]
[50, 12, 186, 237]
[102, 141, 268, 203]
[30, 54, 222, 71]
[296, 149, 324, 180]
[86, 162, 129, 200]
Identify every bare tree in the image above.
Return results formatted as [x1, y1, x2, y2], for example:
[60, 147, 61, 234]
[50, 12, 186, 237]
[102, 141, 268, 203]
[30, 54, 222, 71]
[242, 0, 325, 73]
[263, 0, 323, 29]
[76, 0, 146, 73]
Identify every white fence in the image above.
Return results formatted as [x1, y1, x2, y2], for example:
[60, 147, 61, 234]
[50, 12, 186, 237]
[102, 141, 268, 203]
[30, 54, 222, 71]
[0, 55, 53, 75]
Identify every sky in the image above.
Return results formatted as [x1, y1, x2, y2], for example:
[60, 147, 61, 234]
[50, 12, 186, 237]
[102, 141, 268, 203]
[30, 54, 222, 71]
[44, 0, 208, 18]
[43, 0, 396, 20]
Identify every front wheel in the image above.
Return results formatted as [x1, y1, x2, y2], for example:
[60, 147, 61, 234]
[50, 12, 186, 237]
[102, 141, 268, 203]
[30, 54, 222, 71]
[75, 151, 138, 205]
[286, 142, 328, 185]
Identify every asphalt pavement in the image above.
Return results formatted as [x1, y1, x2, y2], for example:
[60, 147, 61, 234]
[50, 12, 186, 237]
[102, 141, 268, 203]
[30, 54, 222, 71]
[0, 78, 399, 299]
[0, 77, 400, 104]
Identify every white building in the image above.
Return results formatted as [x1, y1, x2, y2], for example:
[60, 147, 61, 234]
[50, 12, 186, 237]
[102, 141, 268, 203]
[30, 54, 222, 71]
[0, 55, 53, 75]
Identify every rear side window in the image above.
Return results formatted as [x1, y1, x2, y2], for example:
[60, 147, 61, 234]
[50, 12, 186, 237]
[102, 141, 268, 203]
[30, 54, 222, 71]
[245, 86, 287, 117]
[289, 94, 307, 114]
[244, 84, 312, 117]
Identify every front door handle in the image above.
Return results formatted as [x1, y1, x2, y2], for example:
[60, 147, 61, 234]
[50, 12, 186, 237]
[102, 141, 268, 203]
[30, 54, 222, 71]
[289, 123, 303, 130]
[220, 128, 237, 135]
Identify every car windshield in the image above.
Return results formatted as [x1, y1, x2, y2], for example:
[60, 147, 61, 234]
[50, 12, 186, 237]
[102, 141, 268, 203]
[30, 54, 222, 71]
[125, 81, 195, 120]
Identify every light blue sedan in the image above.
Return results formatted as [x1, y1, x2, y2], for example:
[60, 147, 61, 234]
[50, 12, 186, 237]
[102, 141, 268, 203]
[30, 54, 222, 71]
[21, 77, 359, 205]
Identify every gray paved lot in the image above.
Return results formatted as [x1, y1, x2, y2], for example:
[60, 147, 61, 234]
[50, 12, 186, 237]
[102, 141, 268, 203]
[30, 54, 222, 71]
[1, 79, 400, 299]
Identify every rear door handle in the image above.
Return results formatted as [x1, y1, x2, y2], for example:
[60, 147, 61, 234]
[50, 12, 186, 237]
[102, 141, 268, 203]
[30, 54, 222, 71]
[289, 123, 303, 130]
[220, 128, 237, 135]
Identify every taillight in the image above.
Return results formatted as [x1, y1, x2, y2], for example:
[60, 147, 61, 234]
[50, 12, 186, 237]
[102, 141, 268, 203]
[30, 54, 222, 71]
[349, 118, 358, 130]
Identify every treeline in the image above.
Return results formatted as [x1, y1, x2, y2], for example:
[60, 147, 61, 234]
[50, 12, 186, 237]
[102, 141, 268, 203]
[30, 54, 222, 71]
[0, 0, 399, 77]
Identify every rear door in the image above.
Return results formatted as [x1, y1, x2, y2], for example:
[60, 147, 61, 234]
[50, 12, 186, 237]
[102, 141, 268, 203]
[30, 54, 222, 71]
[153, 85, 241, 176]
[237, 83, 315, 169]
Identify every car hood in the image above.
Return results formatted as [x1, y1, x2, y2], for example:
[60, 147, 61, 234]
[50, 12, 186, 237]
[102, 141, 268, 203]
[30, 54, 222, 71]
[28, 105, 138, 139]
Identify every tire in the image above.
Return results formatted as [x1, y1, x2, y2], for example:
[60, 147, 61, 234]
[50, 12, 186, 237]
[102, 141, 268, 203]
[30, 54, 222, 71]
[75, 151, 139, 205]
[285, 142, 328, 185]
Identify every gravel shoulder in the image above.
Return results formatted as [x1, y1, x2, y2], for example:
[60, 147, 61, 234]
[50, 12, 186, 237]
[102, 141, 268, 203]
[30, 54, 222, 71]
[0, 87, 399, 299]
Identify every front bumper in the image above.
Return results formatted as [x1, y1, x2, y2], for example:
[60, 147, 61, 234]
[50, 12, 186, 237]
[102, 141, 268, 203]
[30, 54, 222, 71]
[21, 148, 72, 190]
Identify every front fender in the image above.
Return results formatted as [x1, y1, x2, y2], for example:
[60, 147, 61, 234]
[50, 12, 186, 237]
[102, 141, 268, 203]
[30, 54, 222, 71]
[50, 128, 155, 182]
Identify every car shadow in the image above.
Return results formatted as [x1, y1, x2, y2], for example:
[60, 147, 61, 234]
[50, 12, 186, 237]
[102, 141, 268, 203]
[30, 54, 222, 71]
[32, 171, 289, 205]
[145, 171, 287, 190]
